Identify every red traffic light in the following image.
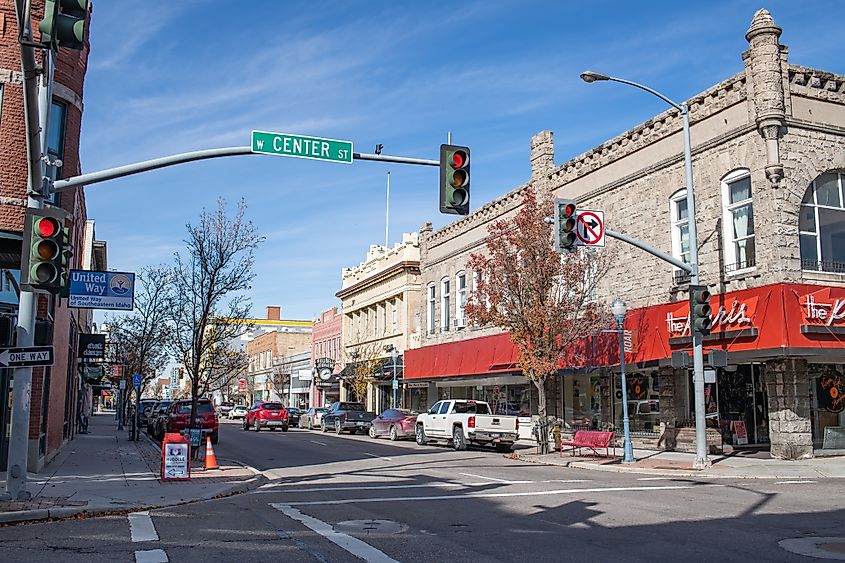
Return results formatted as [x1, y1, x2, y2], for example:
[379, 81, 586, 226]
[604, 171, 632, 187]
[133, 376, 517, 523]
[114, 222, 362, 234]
[36, 217, 60, 238]
[451, 150, 468, 169]
[564, 203, 576, 217]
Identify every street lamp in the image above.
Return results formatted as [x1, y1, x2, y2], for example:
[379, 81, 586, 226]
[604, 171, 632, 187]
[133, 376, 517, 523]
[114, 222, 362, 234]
[611, 298, 635, 464]
[582, 70, 709, 469]
[390, 347, 399, 409]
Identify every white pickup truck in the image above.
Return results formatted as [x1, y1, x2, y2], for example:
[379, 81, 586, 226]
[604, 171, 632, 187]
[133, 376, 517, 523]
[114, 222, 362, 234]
[415, 399, 519, 452]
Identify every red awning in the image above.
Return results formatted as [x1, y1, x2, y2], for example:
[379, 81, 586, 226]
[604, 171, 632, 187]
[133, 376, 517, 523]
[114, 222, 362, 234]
[405, 332, 517, 379]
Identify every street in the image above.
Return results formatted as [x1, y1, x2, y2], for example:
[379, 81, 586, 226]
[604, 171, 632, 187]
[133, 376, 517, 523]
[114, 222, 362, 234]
[1, 421, 844, 562]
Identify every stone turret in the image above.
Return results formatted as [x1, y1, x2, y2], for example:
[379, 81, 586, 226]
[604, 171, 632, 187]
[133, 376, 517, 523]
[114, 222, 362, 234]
[743, 8, 787, 186]
[530, 130, 555, 187]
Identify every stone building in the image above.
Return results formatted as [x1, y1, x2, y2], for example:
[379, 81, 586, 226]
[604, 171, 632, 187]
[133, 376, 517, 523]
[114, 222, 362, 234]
[0, 0, 102, 471]
[405, 9, 845, 459]
[336, 233, 422, 412]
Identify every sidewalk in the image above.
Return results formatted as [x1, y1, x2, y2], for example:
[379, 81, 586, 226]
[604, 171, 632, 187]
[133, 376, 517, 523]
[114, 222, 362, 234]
[0, 413, 266, 524]
[514, 445, 845, 479]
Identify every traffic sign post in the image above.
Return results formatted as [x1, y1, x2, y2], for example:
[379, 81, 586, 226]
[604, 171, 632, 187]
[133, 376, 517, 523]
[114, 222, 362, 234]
[575, 210, 606, 247]
[251, 131, 353, 164]
[0, 346, 54, 368]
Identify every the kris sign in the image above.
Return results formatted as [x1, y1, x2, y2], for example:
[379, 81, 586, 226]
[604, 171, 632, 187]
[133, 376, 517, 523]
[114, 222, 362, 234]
[251, 131, 353, 164]
[68, 270, 135, 311]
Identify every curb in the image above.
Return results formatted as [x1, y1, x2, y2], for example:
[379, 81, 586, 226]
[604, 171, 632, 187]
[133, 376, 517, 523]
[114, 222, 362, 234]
[511, 453, 841, 480]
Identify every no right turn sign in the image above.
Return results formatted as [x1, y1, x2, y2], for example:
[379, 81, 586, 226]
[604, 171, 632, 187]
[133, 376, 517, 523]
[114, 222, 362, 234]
[575, 210, 606, 247]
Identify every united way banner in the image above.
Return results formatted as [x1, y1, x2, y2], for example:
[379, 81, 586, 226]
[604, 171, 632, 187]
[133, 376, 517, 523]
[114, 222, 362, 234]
[67, 270, 135, 311]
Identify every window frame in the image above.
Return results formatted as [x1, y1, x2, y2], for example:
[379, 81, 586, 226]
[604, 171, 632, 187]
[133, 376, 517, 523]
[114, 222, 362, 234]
[440, 277, 451, 333]
[455, 271, 467, 328]
[800, 171, 845, 274]
[427, 283, 436, 334]
[721, 168, 755, 274]
[669, 189, 690, 268]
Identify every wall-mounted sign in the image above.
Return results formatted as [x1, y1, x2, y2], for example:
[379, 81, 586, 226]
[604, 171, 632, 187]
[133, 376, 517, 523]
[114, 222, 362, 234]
[68, 270, 135, 311]
[665, 296, 756, 337]
[78, 333, 106, 362]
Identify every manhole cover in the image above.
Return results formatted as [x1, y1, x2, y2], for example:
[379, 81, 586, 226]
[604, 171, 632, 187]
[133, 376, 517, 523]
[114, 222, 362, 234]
[335, 519, 405, 535]
[780, 537, 845, 560]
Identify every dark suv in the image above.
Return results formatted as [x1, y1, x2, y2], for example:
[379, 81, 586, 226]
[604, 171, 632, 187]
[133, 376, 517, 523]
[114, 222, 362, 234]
[165, 399, 219, 444]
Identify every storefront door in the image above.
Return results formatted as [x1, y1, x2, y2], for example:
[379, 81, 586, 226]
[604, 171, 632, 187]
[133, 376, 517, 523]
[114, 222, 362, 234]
[716, 364, 769, 446]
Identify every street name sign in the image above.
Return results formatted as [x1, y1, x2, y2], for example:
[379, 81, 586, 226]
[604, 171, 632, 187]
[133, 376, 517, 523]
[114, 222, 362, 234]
[575, 210, 606, 247]
[251, 130, 353, 164]
[0, 346, 54, 368]
[68, 270, 135, 311]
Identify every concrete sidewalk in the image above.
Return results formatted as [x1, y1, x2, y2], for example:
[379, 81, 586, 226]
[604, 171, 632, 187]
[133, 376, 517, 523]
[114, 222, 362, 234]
[0, 413, 266, 524]
[514, 445, 845, 479]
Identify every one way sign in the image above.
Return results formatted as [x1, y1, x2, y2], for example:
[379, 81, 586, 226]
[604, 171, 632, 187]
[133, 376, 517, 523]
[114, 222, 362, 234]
[0, 346, 54, 368]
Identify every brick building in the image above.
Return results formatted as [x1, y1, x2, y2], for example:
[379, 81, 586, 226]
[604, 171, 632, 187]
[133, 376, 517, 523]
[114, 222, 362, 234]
[336, 233, 421, 412]
[311, 306, 343, 407]
[0, 1, 102, 471]
[406, 9, 845, 459]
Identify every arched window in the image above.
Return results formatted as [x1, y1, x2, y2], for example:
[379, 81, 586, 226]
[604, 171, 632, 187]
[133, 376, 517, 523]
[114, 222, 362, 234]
[800, 171, 845, 273]
[721, 169, 755, 272]
[426, 283, 436, 334]
[440, 277, 451, 332]
[455, 271, 467, 328]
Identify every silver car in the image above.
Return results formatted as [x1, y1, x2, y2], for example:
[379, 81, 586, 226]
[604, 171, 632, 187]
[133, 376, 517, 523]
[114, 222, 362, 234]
[228, 405, 248, 420]
[299, 407, 328, 430]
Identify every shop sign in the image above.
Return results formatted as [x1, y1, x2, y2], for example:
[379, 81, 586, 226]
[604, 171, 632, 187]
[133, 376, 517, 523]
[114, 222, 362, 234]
[801, 290, 845, 327]
[665, 296, 755, 336]
[78, 334, 106, 362]
[407, 382, 428, 389]
[817, 372, 845, 414]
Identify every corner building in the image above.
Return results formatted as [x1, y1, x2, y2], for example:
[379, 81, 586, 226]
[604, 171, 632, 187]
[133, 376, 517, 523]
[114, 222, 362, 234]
[406, 9, 845, 459]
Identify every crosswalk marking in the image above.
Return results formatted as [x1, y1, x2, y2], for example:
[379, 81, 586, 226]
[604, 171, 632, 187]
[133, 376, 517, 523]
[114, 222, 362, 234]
[129, 511, 158, 542]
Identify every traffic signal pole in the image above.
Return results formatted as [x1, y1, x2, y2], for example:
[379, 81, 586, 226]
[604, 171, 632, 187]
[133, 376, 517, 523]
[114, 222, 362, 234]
[4, 1, 49, 500]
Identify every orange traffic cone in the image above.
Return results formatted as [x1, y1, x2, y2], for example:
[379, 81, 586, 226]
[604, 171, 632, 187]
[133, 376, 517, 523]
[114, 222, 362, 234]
[204, 436, 219, 470]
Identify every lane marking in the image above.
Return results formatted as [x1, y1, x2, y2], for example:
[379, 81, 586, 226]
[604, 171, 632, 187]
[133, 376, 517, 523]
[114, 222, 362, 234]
[310, 440, 328, 446]
[256, 482, 468, 494]
[277, 484, 724, 506]
[129, 511, 159, 542]
[459, 472, 531, 484]
[135, 550, 168, 563]
[364, 453, 393, 461]
[775, 480, 818, 484]
[272, 504, 399, 563]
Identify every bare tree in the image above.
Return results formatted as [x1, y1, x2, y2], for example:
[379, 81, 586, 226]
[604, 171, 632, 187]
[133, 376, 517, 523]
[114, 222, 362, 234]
[343, 337, 384, 404]
[465, 188, 611, 453]
[168, 198, 263, 428]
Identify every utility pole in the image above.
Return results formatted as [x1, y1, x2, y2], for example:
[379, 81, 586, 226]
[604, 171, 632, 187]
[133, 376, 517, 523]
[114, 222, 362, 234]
[4, 0, 48, 501]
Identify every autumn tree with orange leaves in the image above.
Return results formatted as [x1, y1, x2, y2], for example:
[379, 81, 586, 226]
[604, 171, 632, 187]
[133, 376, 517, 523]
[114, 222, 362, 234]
[465, 187, 610, 453]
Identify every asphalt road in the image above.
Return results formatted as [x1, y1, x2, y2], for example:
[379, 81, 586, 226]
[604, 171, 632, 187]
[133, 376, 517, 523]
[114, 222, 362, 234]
[2, 419, 845, 562]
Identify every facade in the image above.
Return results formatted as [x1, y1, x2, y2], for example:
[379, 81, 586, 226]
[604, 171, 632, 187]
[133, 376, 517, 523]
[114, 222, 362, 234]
[406, 9, 845, 459]
[244, 318, 312, 404]
[336, 233, 422, 412]
[273, 350, 312, 409]
[0, 0, 99, 471]
[311, 306, 343, 407]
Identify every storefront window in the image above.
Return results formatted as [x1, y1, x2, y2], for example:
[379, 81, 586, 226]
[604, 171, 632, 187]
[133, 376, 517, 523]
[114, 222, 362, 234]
[812, 364, 845, 450]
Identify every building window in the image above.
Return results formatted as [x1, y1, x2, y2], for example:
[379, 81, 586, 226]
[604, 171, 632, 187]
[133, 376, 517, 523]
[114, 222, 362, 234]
[427, 284, 436, 334]
[456, 272, 467, 328]
[374, 305, 379, 336]
[364, 309, 370, 337]
[440, 278, 451, 332]
[382, 303, 387, 335]
[392, 299, 398, 332]
[801, 171, 845, 273]
[670, 189, 690, 266]
[722, 169, 755, 272]
[46, 100, 67, 205]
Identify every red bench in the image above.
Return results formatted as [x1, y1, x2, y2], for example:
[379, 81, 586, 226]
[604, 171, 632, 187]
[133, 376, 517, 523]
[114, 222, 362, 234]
[560, 430, 616, 458]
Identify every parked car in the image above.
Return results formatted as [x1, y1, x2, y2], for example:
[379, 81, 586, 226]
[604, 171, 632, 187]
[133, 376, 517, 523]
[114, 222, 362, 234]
[244, 401, 289, 432]
[321, 402, 376, 434]
[299, 407, 328, 430]
[228, 405, 248, 420]
[217, 402, 234, 416]
[368, 408, 418, 441]
[415, 399, 518, 452]
[147, 400, 172, 439]
[138, 399, 159, 428]
[165, 399, 220, 444]
[286, 407, 301, 427]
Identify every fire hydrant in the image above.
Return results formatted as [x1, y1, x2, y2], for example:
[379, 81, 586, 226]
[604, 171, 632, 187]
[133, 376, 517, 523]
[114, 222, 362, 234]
[553, 421, 562, 452]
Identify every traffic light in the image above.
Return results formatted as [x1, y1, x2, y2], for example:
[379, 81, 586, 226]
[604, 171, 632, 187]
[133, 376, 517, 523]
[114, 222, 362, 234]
[554, 198, 578, 253]
[439, 144, 470, 215]
[59, 227, 73, 298]
[21, 208, 66, 294]
[39, 0, 90, 51]
[689, 284, 713, 337]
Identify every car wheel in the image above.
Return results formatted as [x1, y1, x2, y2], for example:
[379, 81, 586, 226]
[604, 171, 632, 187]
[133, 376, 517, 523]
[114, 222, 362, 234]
[321, 420, 328, 433]
[242, 419, 248, 431]
[282, 425, 288, 432]
[335, 420, 342, 435]
[368, 425, 378, 439]
[416, 424, 427, 446]
[211, 431, 219, 445]
[389, 426, 399, 441]
[253, 420, 260, 432]
[307, 419, 313, 430]
[453, 426, 467, 451]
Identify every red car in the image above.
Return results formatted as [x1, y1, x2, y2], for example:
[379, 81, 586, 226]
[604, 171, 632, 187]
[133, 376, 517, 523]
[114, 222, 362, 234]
[244, 401, 289, 432]
[368, 408, 418, 441]
[165, 399, 219, 444]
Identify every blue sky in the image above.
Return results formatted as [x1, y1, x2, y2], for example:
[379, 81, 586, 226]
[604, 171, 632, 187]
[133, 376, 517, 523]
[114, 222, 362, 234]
[81, 1, 845, 321]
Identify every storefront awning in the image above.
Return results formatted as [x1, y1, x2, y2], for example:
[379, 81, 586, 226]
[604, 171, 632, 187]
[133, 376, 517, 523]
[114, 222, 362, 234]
[406, 333, 517, 379]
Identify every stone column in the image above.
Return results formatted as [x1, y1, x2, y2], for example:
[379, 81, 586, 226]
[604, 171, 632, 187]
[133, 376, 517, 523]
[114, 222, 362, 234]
[658, 366, 677, 450]
[530, 131, 555, 187]
[765, 359, 813, 459]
